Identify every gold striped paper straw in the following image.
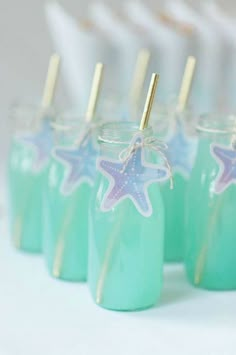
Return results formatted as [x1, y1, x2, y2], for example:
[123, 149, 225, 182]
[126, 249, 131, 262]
[177, 56, 196, 113]
[41, 53, 60, 109]
[139, 73, 159, 130]
[85, 62, 104, 122]
[130, 49, 151, 109]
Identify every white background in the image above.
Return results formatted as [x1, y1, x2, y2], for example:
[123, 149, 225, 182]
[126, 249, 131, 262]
[0, 1, 236, 354]
[0, 0, 235, 159]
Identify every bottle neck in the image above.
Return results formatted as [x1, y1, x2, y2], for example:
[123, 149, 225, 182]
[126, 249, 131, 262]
[152, 107, 196, 138]
[196, 113, 236, 146]
[98, 122, 153, 159]
[52, 113, 99, 147]
[10, 103, 55, 135]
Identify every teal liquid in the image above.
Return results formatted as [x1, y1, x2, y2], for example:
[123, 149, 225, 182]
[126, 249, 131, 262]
[43, 157, 90, 281]
[161, 173, 187, 261]
[8, 139, 47, 252]
[88, 176, 165, 311]
[185, 137, 236, 289]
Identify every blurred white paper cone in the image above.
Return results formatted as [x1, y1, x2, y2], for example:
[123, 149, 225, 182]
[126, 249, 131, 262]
[165, 0, 222, 114]
[202, 1, 236, 111]
[89, 2, 151, 117]
[125, 1, 188, 103]
[45, 2, 117, 113]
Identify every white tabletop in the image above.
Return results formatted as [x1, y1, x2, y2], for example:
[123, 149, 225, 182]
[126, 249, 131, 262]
[0, 209, 235, 355]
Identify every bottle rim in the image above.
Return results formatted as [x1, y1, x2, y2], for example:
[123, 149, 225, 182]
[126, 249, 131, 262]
[98, 121, 153, 144]
[9, 103, 56, 133]
[9, 103, 55, 121]
[196, 113, 236, 135]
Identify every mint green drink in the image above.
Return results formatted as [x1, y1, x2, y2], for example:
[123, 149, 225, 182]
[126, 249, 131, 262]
[8, 140, 49, 252]
[155, 110, 198, 262]
[43, 121, 98, 281]
[8, 105, 54, 252]
[44, 161, 91, 281]
[88, 122, 169, 311]
[185, 114, 236, 289]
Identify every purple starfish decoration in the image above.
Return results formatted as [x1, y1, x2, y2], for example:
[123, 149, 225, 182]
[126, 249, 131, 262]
[211, 144, 236, 194]
[53, 137, 98, 195]
[18, 119, 53, 173]
[98, 134, 169, 217]
[167, 119, 197, 179]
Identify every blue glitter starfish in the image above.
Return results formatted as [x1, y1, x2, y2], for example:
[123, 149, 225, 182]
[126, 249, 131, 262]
[53, 136, 98, 195]
[211, 144, 236, 194]
[19, 119, 53, 173]
[167, 119, 197, 179]
[98, 134, 169, 217]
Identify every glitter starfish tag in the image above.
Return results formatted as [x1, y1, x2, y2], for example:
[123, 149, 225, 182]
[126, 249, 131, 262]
[167, 119, 197, 179]
[98, 133, 169, 217]
[211, 144, 236, 194]
[53, 136, 98, 195]
[18, 119, 53, 173]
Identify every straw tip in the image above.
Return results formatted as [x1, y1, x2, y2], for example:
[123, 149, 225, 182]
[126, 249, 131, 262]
[187, 55, 196, 65]
[152, 73, 159, 80]
[51, 53, 61, 62]
[139, 72, 159, 130]
[96, 62, 104, 69]
[52, 268, 60, 278]
[96, 296, 101, 304]
[150, 73, 160, 86]
[140, 48, 151, 57]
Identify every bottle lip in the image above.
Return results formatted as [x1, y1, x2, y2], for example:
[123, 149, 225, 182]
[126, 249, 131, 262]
[10, 103, 55, 120]
[52, 112, 84, 131]
[196, 113, 236, 135]
[98, 121, 153, 144]
[9, 103, 56, 133]
[52, 110, 105, 131]
[52, 112, 101, 146]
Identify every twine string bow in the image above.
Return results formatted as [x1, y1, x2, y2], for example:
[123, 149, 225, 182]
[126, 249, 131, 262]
[119, 136, 174, 189]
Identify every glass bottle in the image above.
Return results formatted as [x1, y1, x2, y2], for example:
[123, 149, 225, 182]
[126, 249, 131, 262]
[8, 103, 55, 252]
[88, 122, 169, 311]
[43, 115, 99, 281]
[185, 113, 236, 290]
[152, 103, 198, 262]
[160, 109, 198, 262]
